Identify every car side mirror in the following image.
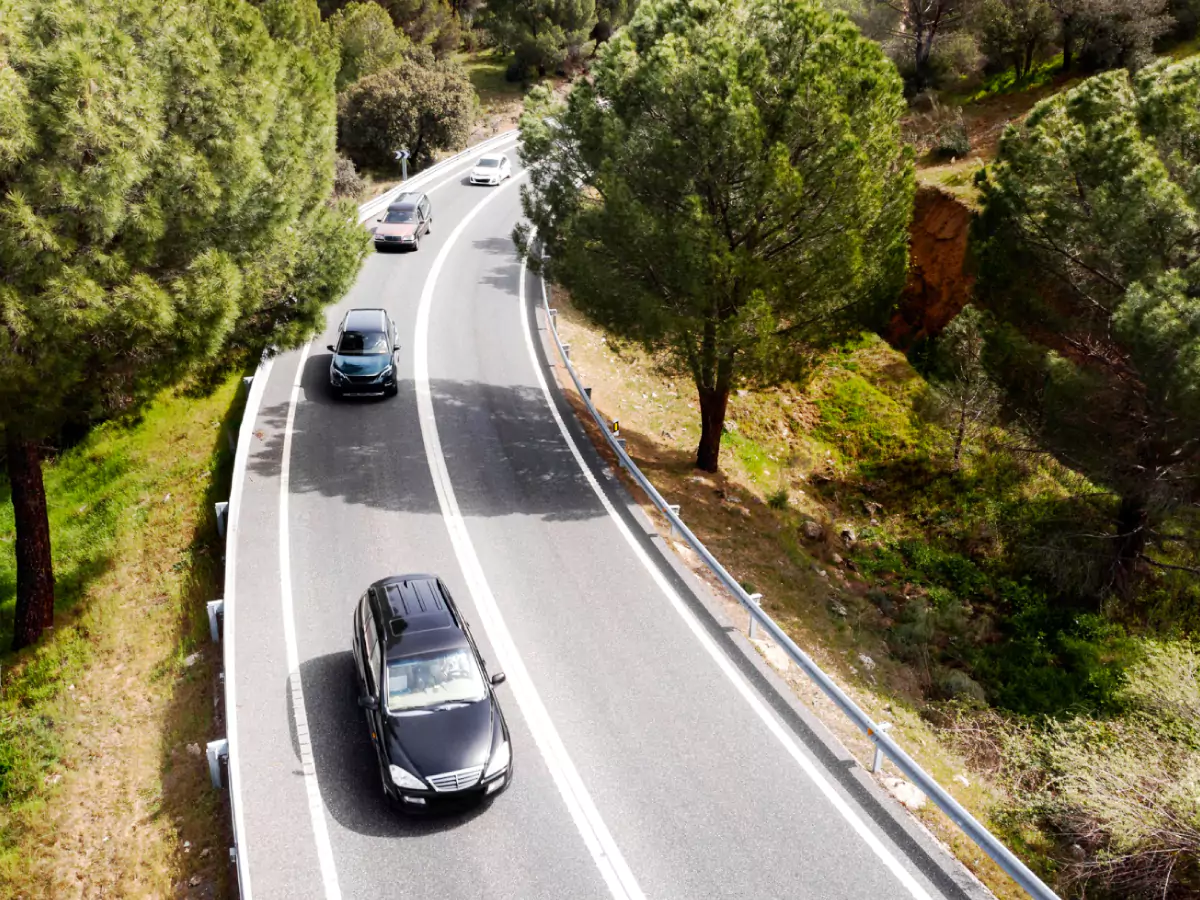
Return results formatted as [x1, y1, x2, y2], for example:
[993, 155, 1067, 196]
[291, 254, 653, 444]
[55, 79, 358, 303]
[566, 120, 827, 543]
[375, 217, 382, 223]
[490, 672, 506, 686]
[393, 342, 401, 352]
[326, 345, 335, 353]
[358, 695, 379, 711]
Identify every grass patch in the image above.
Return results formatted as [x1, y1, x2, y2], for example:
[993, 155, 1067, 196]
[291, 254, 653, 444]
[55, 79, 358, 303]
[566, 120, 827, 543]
[457, 49, 526, 111]
[952, 56, 1065, 105]
[0, 375, 243, 897]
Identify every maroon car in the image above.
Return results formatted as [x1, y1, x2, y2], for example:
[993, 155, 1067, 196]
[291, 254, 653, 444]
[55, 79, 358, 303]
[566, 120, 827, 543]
[373, 192, 432, 251]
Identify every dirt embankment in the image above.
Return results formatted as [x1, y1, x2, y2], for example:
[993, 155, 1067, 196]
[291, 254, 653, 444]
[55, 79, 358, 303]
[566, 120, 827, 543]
[886, 186, 975, 350]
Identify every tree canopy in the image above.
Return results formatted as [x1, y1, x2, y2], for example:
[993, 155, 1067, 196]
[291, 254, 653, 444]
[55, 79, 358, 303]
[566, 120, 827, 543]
[337, 51, 474, 168]
[973, 58, 1200, 599]
[517, 0, 914, 471]
[0, 0, 369, 648]
[329, 0, 411, 90]
[483, 0, 597, 73]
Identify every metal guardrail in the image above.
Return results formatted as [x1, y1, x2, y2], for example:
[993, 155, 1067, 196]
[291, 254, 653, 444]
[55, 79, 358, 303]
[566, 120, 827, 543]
[218, 131, 519, 898]
[533, 248, 1060, 900]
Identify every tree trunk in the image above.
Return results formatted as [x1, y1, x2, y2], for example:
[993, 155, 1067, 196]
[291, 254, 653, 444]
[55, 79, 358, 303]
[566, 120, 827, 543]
[7, 433, 55, 651]
[953, 406, 967, 470]
[695, 385, 730, 473]
[1061, 19, 1075, 72]
[1112, 494, 1148, 602]
[694, 352, 734, 473]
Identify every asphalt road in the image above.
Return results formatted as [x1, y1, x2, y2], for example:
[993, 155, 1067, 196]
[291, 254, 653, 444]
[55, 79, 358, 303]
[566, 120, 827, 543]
[229, 142, 993, 900]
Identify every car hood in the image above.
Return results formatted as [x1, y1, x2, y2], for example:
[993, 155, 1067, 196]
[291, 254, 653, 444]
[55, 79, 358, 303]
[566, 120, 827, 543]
[332, 354, 390, 376]
[376, 222, 417, 237]
[383, 697, 497, 777]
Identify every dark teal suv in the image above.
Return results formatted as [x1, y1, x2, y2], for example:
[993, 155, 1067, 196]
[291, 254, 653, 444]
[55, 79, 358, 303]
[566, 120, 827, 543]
[327, 308, 400, 398]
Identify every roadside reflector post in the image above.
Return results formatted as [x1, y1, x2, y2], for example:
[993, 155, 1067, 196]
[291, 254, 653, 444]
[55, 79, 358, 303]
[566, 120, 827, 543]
[207, 600, 224, 643]
[667, 504, 681, 540]
[215, 501, 229, 538]
[870, 722, 893, 773]
[242, 376, 253, 389]
[611, 419, 620, 435]
[748, 593, 763, 640]
[207, 738, 229, 789]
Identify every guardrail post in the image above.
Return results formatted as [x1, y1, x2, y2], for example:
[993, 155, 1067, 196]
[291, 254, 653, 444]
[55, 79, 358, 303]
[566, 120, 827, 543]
[207, 738, 229, 789]
[207, 600, 224, 643]
[615, 437, 627, 460]
[548, 309, 557, 327]
[748, 593, 763, 639]
[584, 387, 592, 400]
[870, 722, 893, 773]
[214, 501, 229, 539]
[666, 504, 681, 540]
[562, 343, 571, 360]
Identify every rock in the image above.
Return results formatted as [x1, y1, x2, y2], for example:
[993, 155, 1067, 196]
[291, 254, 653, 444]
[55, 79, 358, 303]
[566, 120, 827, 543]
[801, 520, 824, 541]
[189, 875, 203, 887]
[858, 653, 876, 672]
[186, 743, 202, 757]
[839, 524, 857, 545]
[831, 552, 844, 566]
[953, 773, 971, 788]
[883, 776, 927, 811]
[814, 566, 828, 579]
[1069, 844, 1086, 862]
[200, 848, 212, 859]
[182, 652, 201, 668]
[830, 602, 848, 617]
[737, 389, 748, 397]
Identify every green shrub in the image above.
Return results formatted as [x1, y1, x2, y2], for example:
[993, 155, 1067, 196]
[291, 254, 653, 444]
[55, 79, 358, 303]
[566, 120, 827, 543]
[767, 488, 790, 510]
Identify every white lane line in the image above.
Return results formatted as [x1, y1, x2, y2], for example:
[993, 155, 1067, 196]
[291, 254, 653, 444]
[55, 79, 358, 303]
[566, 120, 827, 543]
[278, 342, 343, 900]
[413, 179, 646, 900]
[224, 355, 275, 900]
[518, 245, 936, 900]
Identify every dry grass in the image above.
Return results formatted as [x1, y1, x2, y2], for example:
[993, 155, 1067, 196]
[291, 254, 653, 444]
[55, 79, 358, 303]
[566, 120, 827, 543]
[547, 288, 1028, 899]
[0, 377, 242, 899]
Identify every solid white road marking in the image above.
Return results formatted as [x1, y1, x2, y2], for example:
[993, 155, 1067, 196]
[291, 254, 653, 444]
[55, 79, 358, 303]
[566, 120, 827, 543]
[413, 177, 647, 900]
[224, 355, 274, 900]
[278, 342, 343, 900]
[517, 243, 936, 900]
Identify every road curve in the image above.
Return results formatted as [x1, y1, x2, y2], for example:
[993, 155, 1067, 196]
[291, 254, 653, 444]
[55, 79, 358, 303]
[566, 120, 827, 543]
[229, 142, 993, 900]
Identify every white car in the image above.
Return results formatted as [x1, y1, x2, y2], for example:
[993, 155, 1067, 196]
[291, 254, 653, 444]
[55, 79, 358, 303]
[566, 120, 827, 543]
[469, 153, 512, 186]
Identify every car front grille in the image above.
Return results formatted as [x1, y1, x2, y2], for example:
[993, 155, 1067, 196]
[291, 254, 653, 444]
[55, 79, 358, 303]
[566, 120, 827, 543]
[347, 374, 380, 384]
[383, 235, 403, 242]
[427, 765, 484, 792]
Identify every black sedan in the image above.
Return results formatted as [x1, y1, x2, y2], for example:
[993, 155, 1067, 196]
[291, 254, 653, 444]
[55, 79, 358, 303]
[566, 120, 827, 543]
[351, 574, 512, 810]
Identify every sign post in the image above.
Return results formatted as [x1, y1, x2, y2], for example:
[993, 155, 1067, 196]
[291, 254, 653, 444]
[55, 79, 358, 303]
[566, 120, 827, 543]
[394, 148, 410, 182]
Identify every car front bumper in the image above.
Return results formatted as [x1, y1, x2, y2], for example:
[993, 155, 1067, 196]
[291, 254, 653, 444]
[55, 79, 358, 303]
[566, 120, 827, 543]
[332, 376, 394, 395]
[470, 175, 500, 185]
[385, 769, 511, 811]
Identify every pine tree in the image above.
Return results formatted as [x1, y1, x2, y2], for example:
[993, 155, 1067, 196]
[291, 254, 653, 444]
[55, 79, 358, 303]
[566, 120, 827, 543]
[483, 0, 598, 74]
[0, 0, 368, 649]
[974, 59, 1200, 599]
[517, 0, 913, 472]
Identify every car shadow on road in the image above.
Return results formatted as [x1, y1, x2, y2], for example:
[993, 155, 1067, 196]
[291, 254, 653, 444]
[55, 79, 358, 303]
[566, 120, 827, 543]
[298, 650, 493, 838]
[247, 353, 612, 523]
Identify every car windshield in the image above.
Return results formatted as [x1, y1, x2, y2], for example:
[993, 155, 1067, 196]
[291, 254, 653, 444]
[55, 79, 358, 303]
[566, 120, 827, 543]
[338, 331, 389, 355]
[384, 209, 415, 223]
[477, 158, 500, 168]
[386, 648, 486, 712]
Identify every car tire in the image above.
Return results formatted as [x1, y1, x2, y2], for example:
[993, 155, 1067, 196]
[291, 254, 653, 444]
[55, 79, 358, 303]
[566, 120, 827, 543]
[331, 386, 343, 400]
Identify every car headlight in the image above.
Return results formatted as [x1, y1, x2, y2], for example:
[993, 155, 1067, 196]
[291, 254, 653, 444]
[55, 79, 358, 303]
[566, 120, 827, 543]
[484, 741, 510, 779]
[331, 369, 346, 384]
[378, 365, 393, 380]
[389, 764, 426, 791]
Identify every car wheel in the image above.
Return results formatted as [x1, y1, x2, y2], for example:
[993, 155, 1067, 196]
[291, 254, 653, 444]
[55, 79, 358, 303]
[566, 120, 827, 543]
[331, 386, 343, 400]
